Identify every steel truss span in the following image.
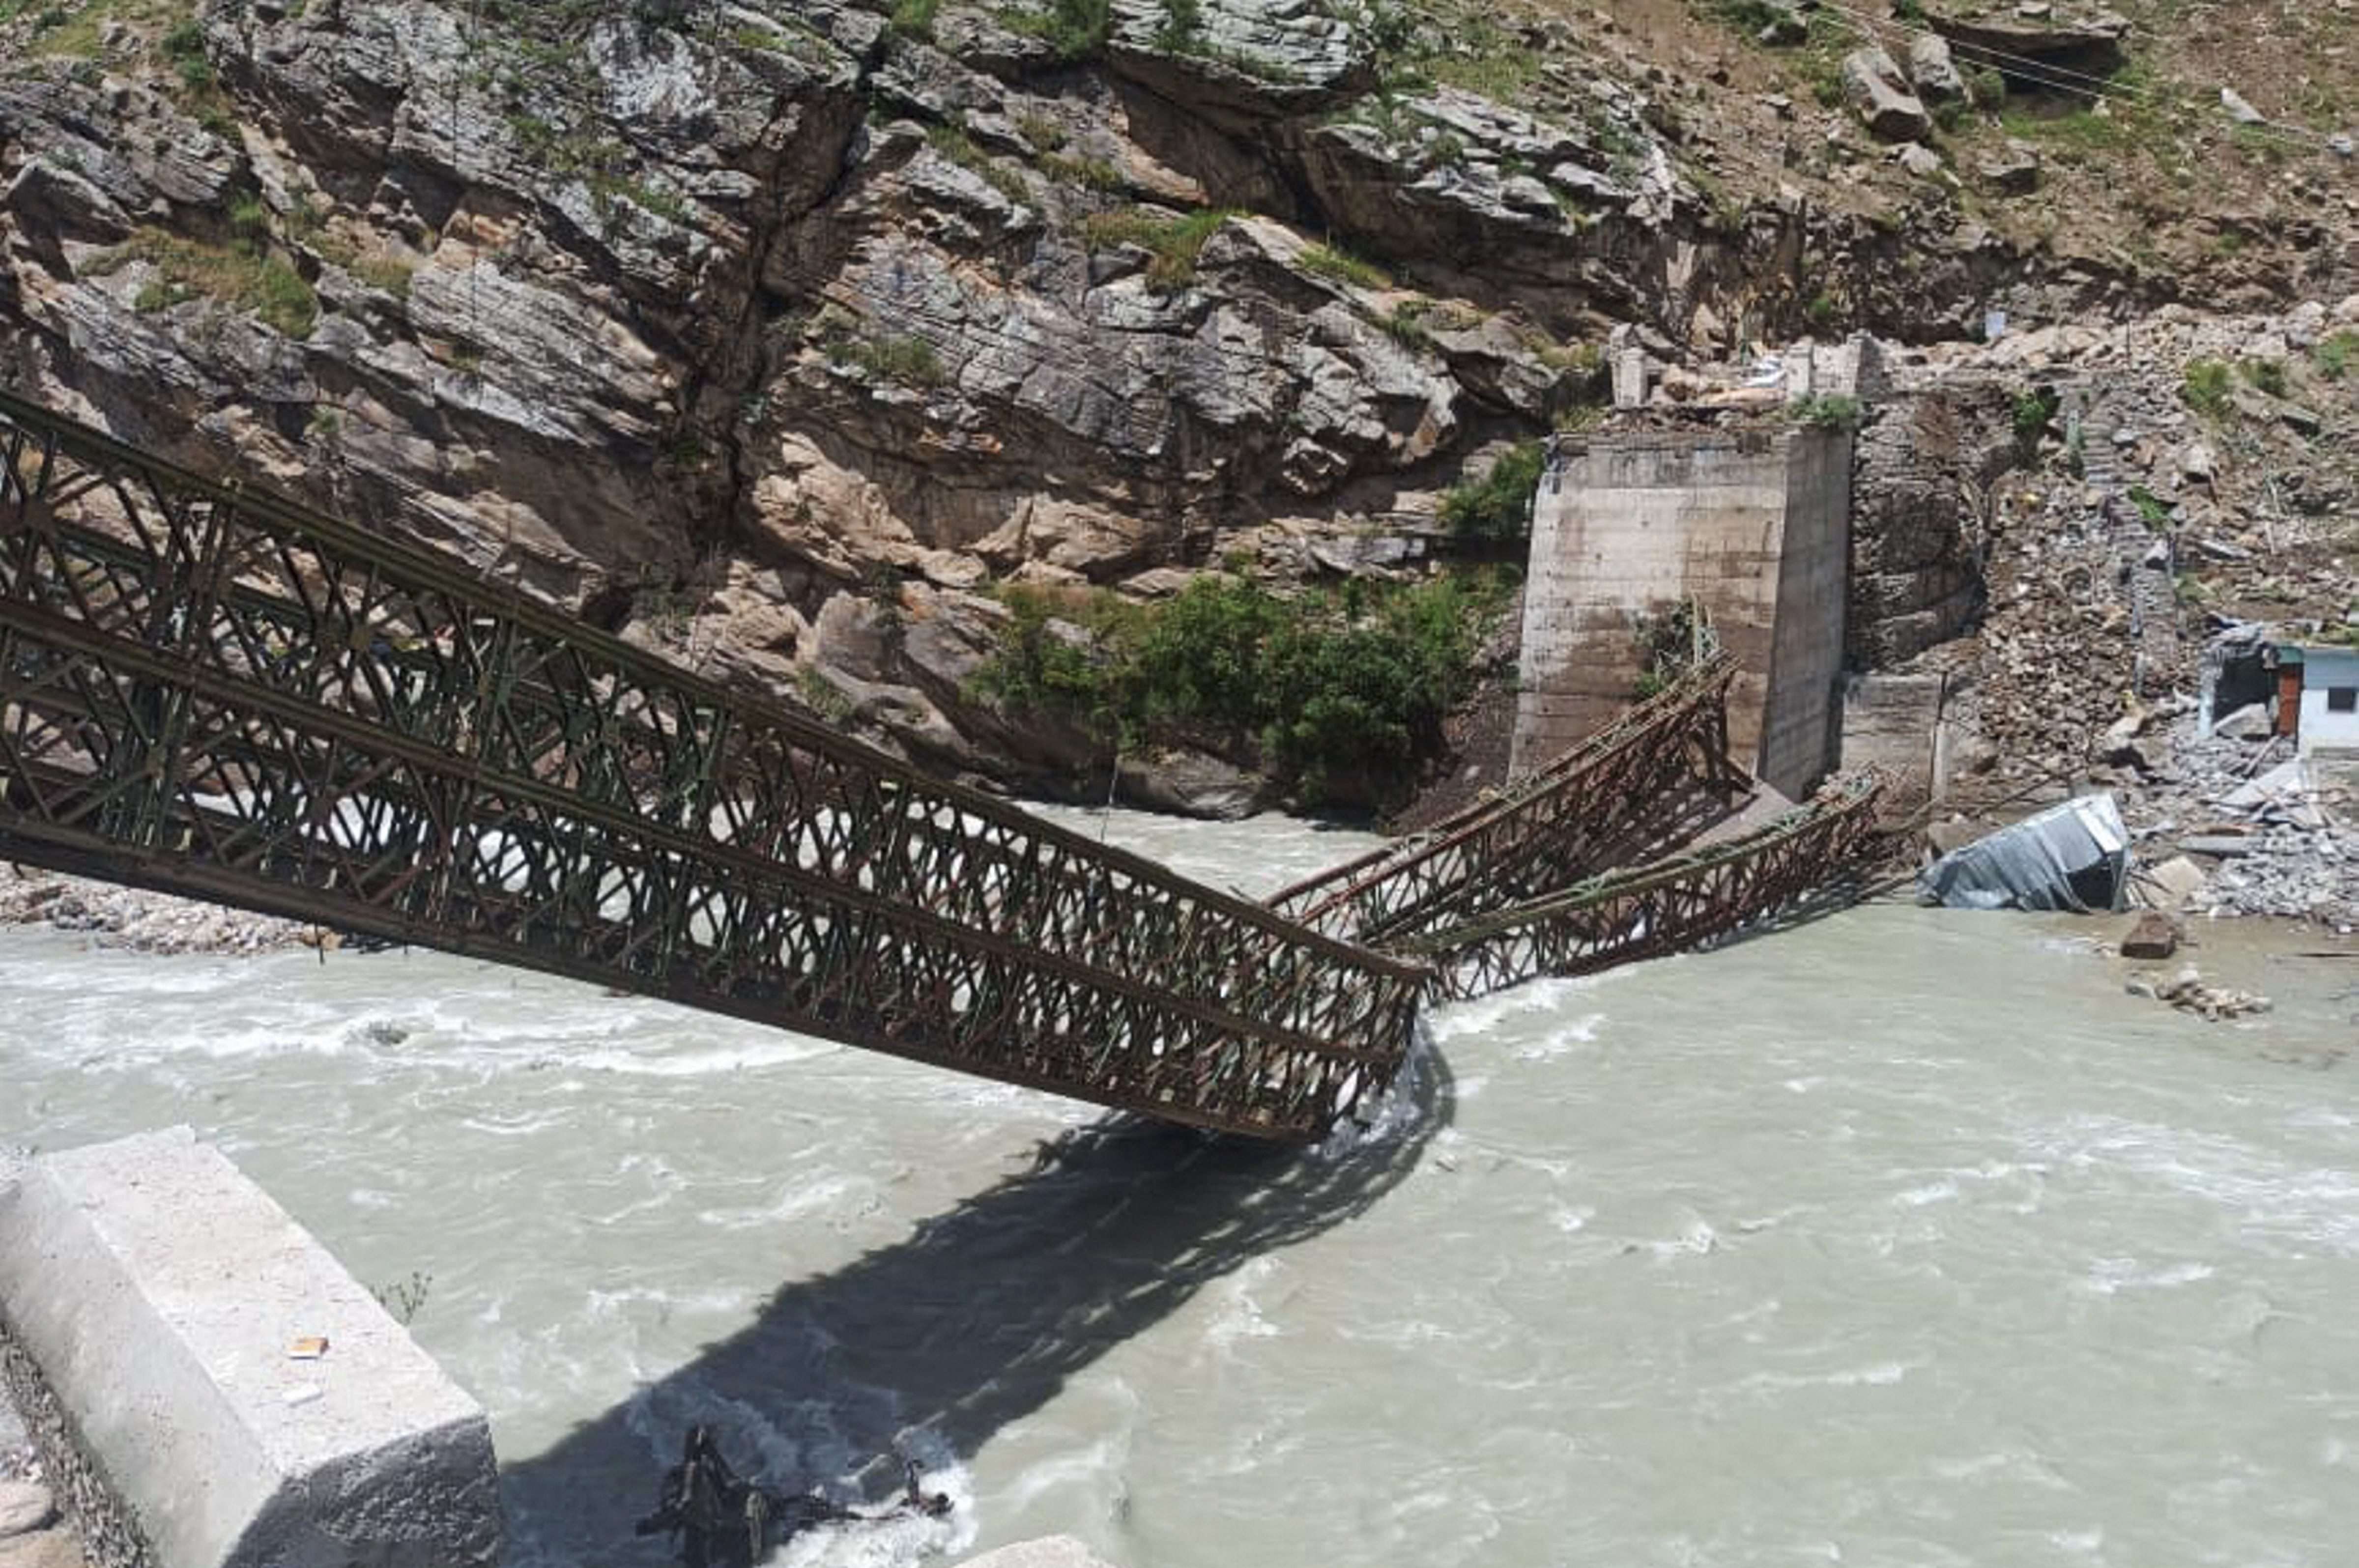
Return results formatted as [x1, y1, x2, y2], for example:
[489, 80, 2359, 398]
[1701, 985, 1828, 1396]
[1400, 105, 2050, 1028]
[0, 390, 1884, 1139]
[1265, 655, 1749, 944]
[0, 391, 1425, 1141]
[1407, 771, 1887, 1000]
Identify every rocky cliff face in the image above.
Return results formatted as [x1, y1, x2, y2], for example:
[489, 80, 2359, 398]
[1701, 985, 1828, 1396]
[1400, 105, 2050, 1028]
[0, 0, 2351, 811]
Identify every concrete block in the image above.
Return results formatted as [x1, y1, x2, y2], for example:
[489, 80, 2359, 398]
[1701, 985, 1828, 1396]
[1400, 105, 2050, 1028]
[957, 1539, 1123, 1568]
[1611, 348, 1649, 409]
[1514, 427, 1849, 797]
[0, 1129, 499, 1568]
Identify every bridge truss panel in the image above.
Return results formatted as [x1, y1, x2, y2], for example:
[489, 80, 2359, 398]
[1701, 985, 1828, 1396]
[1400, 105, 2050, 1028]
[1264, 655, 1750, 945]
[1405, 771, 1886, 1000]
[0, 392, 1424, 1141]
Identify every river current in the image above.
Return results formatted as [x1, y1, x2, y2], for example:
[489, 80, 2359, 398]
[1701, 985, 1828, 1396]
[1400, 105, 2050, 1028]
[3, 807, 2358, 1568]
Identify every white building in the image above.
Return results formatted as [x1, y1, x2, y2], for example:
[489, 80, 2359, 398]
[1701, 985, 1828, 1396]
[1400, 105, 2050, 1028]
[2292, 644, 2359, 754]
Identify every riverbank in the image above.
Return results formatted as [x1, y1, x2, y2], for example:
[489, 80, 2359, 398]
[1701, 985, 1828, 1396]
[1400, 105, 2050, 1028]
[0, 1342, 97, 1568]
[0, 1148, 86, 1568]
[0, 867, 315, 957]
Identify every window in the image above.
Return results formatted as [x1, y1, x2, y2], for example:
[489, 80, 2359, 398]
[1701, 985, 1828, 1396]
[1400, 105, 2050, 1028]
[2330, 687, 2358, 714]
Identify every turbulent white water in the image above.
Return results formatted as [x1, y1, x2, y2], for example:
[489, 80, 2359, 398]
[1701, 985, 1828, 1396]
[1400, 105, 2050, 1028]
[4, 806, 2358, 1567]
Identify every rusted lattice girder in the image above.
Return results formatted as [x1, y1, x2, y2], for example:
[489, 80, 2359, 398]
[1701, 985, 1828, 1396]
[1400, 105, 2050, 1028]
[1404, 771, 1887, 1000]
[0, 390, 1427, 1140]
[1265, 654, 1750, 945]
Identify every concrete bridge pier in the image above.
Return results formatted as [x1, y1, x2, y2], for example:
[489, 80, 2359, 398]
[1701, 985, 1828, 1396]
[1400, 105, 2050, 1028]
[1512, 423, 1854, 802]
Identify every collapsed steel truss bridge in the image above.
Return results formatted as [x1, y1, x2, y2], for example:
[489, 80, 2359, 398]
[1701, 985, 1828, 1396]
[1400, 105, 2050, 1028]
[0, 390, 1879, 1140]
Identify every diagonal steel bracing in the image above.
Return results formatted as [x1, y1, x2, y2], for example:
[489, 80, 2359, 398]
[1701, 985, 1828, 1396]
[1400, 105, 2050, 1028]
[1403, 771, 1887, 999]
[1265, 654, 1752, 944]
[0, 390, 1884, 1140]
[0, 391, 1429, 1140]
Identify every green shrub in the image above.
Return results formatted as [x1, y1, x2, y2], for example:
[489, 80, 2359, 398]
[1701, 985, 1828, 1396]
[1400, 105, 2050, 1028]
[160, 18, 213, 88]
[889, 0, 940, 37]
[2241, 357, 2288, 399]
[2318, 330, 2359, 380]
[97, 228, 317, 338]
[350, 253, 415, 297]
[1039, 152, 1125, 191]
[843, 334, 947, 386]
[970, 571, 1511, 805]
[2012, 387, 2059, 440]
[1154, 0, 1201, 49]
[1789, 393, 1861, 429]
[1381, 300, 1436, 351]
[1009, 0, 1112, 60]
[1128, 573, 1287, 728]
[2182, 358, 2233, 416]
[1438, 441, 1545, 543]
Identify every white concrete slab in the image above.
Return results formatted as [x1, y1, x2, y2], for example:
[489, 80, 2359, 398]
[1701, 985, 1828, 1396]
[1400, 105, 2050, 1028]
[0, 1129, 498, 1568]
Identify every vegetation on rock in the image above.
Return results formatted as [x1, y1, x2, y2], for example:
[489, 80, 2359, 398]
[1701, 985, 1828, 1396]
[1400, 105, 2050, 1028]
[1439, 442, 1546, 544]
[972, 571, 1514, 806]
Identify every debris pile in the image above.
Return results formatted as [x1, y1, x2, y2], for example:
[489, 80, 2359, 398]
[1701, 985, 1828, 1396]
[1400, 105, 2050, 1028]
[1869, 297, 2359, 912]
[2133, 724, 2359, 930]
[2125, 964, 2273, 1021]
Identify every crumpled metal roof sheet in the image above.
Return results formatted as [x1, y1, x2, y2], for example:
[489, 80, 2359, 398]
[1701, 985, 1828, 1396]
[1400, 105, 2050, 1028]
[1918, 793, 2129, 912]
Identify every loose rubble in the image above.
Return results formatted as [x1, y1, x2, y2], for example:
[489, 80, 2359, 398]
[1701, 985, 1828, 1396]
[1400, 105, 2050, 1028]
[0, 867, 316, 956]
[0, 1334, 83, 1568]
[2125, 964, 2273, 1021]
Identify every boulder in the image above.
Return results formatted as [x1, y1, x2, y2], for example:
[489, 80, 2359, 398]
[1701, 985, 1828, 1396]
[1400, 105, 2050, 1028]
[1105, 0, 1375, 129]
[1907, 33, 1968, 105]
[2135, 854, 2211, 909]
[1755, 0, 1810, 45]
[1843, 45, 1932, 142]
[1927, 5, 2130, 76]
[0, 1486, 55, 1541]
[1895, 142, 1945, 178]
[1117, 748, 1273, 819]
[1975, 140, 2041, 193]
[2121, 911, 2180, 960]
[2214, 702, 2274, 741]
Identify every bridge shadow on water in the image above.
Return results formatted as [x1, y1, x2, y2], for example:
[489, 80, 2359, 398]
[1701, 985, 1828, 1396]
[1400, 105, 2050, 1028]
[498, 1042, 1453, 1563]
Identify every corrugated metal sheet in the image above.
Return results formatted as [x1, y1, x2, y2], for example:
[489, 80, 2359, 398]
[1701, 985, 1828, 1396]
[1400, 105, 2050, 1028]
[1918, 794, 2129, 912]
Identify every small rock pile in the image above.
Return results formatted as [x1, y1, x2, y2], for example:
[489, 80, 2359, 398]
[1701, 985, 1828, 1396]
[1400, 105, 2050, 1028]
[0, 868, 315, 956]
[2125, 964, 2273, 1021]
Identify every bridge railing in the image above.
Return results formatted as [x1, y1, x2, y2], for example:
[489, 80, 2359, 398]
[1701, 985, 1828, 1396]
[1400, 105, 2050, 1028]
[1403, 770, 1886, 999]
[0, 390, 1425, 1140]
[1264, 654, 1747, 944]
